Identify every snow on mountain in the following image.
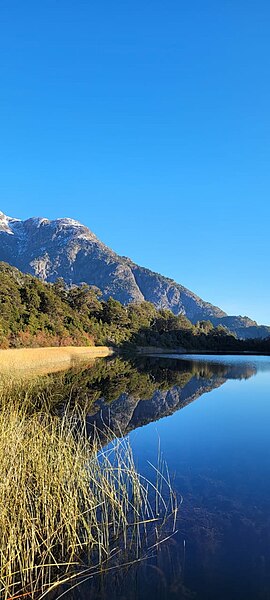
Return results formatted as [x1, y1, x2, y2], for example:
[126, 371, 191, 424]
[0, 211, 269, 339]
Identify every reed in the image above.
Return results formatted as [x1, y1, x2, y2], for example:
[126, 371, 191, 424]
[0, 375, 177, 599]
[0, 346, 113, 377]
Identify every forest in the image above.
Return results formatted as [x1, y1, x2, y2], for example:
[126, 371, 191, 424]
[0, 261, 269, 353]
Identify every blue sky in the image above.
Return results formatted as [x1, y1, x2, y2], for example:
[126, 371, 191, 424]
[1, 1, 270, 323]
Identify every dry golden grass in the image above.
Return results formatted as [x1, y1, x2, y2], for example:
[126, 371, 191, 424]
[0, 376, 177, 600]
[0, 346, 113, 377]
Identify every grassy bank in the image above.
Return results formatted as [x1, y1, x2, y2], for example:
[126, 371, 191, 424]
[0, 346, 113, 376]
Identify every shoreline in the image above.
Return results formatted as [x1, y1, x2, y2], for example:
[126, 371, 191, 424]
[135, 346, 270, 357]
[1, 345, 270, 378]
[0, 346, 114, 375]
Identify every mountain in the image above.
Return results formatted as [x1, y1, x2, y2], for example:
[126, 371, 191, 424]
[0, 211, 269, 339]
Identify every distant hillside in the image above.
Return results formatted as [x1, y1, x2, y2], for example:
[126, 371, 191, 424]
[0, 210, 269, 339]
[2, 261, 268, 352]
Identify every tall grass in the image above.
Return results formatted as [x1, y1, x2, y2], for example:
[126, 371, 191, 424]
[0, 375, 177, 599]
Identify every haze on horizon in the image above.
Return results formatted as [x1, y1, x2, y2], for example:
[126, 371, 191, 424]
[1, 1, 269, 323]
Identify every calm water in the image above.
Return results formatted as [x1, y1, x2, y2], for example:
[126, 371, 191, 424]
[49, 355, 270, 599]
[128, 356, 270, 600]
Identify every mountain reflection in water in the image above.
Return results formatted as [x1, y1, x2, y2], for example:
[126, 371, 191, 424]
[85, 356, 258, 441]
[20, 354, 270, 600]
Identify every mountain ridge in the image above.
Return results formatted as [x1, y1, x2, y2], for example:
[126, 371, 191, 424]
[0, 211, 269, 339]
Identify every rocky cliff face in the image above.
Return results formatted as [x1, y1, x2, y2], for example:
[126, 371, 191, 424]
[0, 211, 269, 338]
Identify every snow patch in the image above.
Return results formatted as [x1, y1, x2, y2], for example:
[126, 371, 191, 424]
[0, 212, 21, 235]
[27, 217, 50, 227]
[55, 218, 85, 227]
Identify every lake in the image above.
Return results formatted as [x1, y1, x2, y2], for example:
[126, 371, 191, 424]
[2, 353, 270, 599]
[81, 354, 270, 600]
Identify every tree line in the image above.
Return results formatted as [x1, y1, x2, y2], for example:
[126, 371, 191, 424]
[0, 261, 269, 353]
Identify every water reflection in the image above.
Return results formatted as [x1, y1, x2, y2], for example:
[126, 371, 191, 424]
[32, 353, 264, 443]
[85, 356, 259, 441]
[5, 354, 270, 600]
[57, 354, 270, 600]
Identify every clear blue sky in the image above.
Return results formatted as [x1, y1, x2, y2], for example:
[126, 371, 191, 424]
[1, 1, 270, 323]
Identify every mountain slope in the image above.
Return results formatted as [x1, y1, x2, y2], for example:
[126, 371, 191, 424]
[0, 211, 269, 339]
[0, 260, 256, 351]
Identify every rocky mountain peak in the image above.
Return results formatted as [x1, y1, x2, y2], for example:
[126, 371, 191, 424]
[0, 210, 269, 339]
